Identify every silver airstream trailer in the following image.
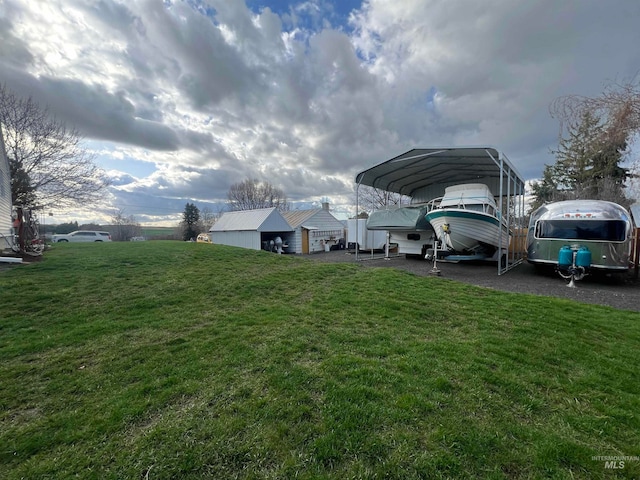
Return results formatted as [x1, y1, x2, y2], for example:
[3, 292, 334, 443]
[527, 200, 634, 279]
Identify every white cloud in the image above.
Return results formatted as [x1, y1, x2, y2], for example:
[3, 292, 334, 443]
[1, 0, 639, 224]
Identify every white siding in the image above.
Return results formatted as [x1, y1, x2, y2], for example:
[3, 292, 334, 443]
[209, 231, 261, 250]
[211, 231, 261, 250]
[0, 129, 12, 250]
[300, 210, 345, 254]
[287, 229, 303, 254]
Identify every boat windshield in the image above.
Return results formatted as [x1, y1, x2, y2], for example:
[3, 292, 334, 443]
[535, 220, 627, 241]
[464, 205, 485, 213]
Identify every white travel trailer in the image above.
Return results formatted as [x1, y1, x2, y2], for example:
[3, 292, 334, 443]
[347, 218, 388, 251]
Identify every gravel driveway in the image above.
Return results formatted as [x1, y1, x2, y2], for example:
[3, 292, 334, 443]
[305, 250, 640, 312]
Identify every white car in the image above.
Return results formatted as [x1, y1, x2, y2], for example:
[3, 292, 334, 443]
[52, 230, 112, 242]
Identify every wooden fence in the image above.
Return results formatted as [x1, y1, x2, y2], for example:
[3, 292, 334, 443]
[512, 228, 528, 257]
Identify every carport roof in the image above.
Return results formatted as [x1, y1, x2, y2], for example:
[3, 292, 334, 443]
[355, 147, 524, 199]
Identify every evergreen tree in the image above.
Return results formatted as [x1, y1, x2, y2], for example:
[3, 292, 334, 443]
[182, 203, 200, 241]
[9, 157, 37, 206]
[530, 164, 562, 211]
[532, 109, 632, 209]
[553, 110, 603, 196]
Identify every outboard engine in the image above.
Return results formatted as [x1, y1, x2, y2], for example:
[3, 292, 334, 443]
[274, 236, 284, 254]
[557, 245, 591, 287]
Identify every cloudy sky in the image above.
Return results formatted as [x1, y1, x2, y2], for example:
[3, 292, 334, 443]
[1, 0, 639, 225]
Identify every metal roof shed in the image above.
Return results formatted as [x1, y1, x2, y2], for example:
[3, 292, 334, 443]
[355, 147, 526, 274]
[209, 207, 293, 251]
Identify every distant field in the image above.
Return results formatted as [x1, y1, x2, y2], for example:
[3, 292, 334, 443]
[1, 242, 638, 479]
[140, 226, 178, 238]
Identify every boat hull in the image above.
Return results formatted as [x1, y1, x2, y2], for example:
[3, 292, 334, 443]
[426, 209, 510, 253]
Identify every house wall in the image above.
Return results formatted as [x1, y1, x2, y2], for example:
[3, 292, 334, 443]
[0, 129, 12, 250]
[210, 231, 261, 250]
[296, 210, 345, 254]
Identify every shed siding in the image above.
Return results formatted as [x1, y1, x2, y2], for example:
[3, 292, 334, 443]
[287, 229, 303, 254]
[290, 210, 345, 254]
[0, 129, 12, 250]
[211, 231, 261, 250]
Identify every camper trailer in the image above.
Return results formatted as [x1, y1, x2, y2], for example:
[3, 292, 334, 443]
[366, 204, 435, 257]
[527, 200, 634, 276]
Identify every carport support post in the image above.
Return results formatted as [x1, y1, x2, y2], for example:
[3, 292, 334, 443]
[497, 152, 505, 275]
[505, 157, 511, 271]
[355, 180, 361, 262]
[513, 165, 523, 268]
[491, 151, 506, 274]
[385, 231, 390, 260]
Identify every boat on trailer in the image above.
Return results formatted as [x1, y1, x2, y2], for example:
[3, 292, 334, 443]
[425, 183, 510, 260]
[527, 200, 634, 282]
[366, 203, 436, 258]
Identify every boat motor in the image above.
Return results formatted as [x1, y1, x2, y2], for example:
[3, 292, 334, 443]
[274, 236, 285, 254]
[557, 245, 591, 287]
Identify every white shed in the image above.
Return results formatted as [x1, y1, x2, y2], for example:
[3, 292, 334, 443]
[0, 127, 13, 251]
[209, 207, 293, 251]
[283, 205, 345, 254]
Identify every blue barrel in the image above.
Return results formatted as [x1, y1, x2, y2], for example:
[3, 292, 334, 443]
[558, 246, 573, 268]
[575, 247, 592, 268]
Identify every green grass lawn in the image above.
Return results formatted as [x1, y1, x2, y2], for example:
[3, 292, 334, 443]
[1, 242, 638, 479]
[140, 226, 178, 239]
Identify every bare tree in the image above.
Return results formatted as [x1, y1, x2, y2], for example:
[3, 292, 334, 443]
[550, 79, 640, 149]
[355, 185, 408, 214]
[196, 206, 223, 232]
[544, 78, 640, 208]
[110, 208, 141, 241]
[0, 84, 110, 210]
[550, 80, 639, 170]
[227, 178, 289, 212]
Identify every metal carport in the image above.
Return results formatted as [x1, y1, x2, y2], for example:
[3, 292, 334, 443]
[354, 147, 526, 274]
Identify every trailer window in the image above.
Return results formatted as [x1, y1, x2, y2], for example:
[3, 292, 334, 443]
[535, 220, 627, 241]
